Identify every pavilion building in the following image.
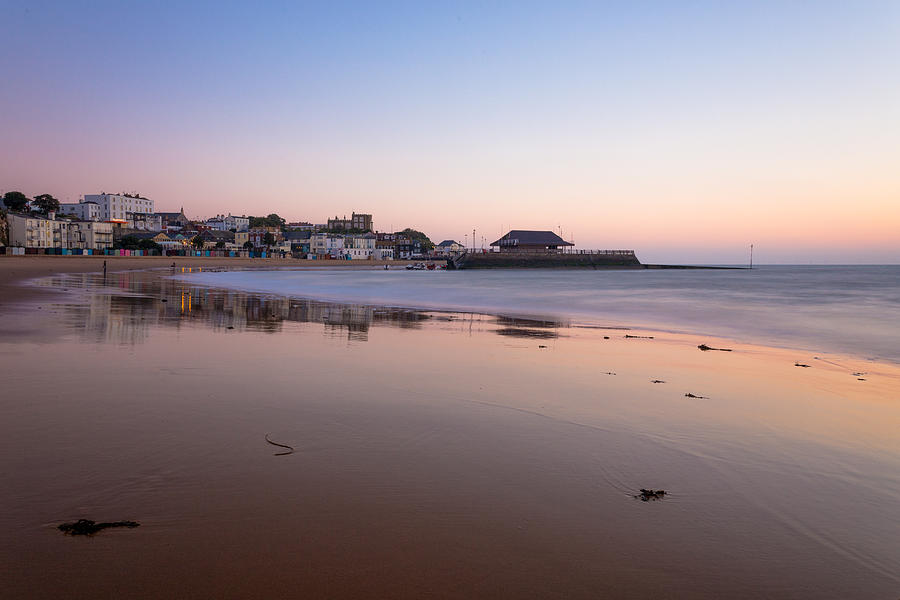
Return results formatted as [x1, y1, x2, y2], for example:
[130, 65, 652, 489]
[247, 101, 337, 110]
[490, 230, 574, 253]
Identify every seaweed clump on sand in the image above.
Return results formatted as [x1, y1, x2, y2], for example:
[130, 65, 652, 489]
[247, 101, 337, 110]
[58, 519, 140, 536]
[698, 344, 732, 352]
[635, 489, 667, 502]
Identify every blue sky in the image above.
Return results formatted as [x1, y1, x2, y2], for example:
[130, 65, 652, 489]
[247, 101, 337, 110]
[2, 1, 898, 262]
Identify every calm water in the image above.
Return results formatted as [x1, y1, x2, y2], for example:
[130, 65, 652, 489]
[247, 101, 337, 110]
[183, 265, 900, 362]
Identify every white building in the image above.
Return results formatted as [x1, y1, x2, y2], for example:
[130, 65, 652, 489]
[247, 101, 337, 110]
[126, 212, 164, 232]
[67, 221, 114, 250]
[7, 213, 64, 248]
[83, 193, 154, 222]
[6, 212, 112, 250]
[344, 234, 377, 259]
[206, 214, 250, 232]
[434, 240, 463, 255]
[310, 233, 345, 257]
[59, 201, 103, 222]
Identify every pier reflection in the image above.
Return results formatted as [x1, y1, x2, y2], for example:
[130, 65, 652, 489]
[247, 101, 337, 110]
[35, 270, 553, 345]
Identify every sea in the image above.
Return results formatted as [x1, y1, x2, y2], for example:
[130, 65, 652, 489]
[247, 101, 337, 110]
[181, 265, 900, 363]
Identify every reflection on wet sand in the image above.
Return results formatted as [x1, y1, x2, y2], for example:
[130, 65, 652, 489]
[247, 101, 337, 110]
[36, 270, 568, 345]
[6, 268, 900, 600]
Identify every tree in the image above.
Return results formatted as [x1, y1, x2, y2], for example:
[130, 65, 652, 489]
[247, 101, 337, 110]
[248, 214, 286, 229]
[2, 191, 29, 212]
[191, 235, 205, 250]
[398, 228, 435, 252]
[138, 239, 161, 252]
[215, 241, 225, 249]
[115, 235, 160, 251]
[116, 235, 139, 250]
[32, 194, 60, 214]
[243, 240, 254, 249]
[263, 232, 275, 248]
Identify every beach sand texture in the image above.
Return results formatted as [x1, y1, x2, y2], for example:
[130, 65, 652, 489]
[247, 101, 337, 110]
[1, 258, 898, 599]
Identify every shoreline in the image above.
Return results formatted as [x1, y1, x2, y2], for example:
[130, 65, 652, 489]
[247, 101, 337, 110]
[175, 265, 899, 367]
[3, 256, 898, 368]
[0, 255, 427, 308]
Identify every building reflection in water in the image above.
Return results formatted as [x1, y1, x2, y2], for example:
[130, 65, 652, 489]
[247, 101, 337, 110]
[33, 270, 563, 345]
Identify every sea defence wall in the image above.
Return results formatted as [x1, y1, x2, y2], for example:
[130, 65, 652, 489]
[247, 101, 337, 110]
[450, 250, 642, 269]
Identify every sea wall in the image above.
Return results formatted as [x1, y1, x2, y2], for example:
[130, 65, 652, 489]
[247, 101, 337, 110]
[453, 251, 642, 269]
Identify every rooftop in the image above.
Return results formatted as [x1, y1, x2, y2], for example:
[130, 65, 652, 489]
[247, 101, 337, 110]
[490, 230, 574, 247]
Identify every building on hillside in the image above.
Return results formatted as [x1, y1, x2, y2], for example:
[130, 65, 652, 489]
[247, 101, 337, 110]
[490, 230, 574, 253]
[286, 221, 314, 231]
[232, 215, 250, 231]
[235, 231, 249, 247]
[376, 232, 419, 257]
[375, 232, 425, 259]
[67, 221, 114, 250]
[157, 208, 191, 231]
[6, 212, 112, 250]
[205, 214, 249, 232]
[199, 229, 236, 248]
[249, 227, 284, 248]
[82, 193, 154, 222]
[310, 233, 345, 257]
[344, 233, 377, 259]
[284, 230, 312, 254]
[7, 212, 68, 248]
[395, 238, 424, 259]
[126, 212, 163, 232]
[59, 201, 102, 221]
[204, 216, 227, 231]
[169, 233, 192, 246]
[327, 212, 373, 232]
[434, 240, 463, 255]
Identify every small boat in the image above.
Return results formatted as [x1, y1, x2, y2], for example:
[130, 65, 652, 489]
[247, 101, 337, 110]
[426, 263, 436, 270]
[406, 262, 427, 270]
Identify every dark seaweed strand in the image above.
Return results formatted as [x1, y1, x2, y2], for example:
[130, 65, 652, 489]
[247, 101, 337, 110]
[265, 433, 295, 456]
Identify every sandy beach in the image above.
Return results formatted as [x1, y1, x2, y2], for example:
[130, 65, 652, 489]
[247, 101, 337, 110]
[2, 258, 899, 599]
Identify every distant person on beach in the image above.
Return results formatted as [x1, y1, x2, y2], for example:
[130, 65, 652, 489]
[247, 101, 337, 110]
[102, 260, 107, 276]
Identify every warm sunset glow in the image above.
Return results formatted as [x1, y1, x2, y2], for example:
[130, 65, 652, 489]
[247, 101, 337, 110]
[2, 2, 898, 263]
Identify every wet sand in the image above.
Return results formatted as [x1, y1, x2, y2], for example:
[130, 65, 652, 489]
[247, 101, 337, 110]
[1, 263, 899, 599]
[0, 255, 420, 306]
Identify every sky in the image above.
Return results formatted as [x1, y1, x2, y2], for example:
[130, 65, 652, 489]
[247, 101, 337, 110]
[1, 1, 898, 264]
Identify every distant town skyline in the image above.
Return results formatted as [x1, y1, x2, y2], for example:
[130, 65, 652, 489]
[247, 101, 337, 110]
[2, 1, 898, 264]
